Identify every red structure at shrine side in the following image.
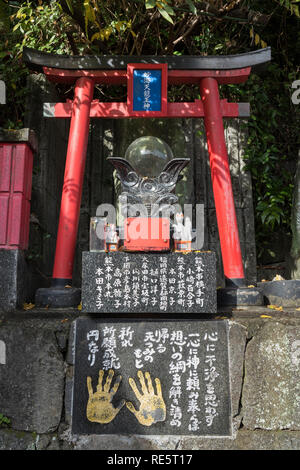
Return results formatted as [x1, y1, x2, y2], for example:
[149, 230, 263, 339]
[22, 47, 271, 293]
[0, 133, 36, 250]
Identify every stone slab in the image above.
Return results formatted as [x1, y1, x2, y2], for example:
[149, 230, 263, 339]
[0, 250, 28, 312]
[81, 251, 217, 314]
[242, 321, 300, 430]
[258, 279, 300, 307]
[0, 128, 38, 152]
[0, 321, 65, 433]
[65, 430, 300, 451]
[71, 318, 231, 437]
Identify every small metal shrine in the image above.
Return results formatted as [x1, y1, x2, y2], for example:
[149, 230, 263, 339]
[22, 47, 271, 307]
[106, 136, 190, 253]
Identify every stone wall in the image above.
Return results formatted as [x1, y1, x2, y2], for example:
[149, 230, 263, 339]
[0, 309, 299, 450]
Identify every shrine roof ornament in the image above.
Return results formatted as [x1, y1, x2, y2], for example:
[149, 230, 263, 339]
[22, 46, 271, 72]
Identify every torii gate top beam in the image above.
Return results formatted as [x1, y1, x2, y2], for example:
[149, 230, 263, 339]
[22, 47, 271, 119]
[23, 46, 271, 73]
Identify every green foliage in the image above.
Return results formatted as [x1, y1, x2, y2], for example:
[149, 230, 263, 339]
[0, 413, 11, 427]
[223, 2, 300, 260]
[241, 67, 297, 234]
[277, 0, 300, 17]
[11, 2, 72, 53]
[54, 0, 202, 54]
[0, 0, 73, 128]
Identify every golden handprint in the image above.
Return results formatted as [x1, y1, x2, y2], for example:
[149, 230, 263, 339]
[86, 369, 125, 424]
[126, 371, 166, 426]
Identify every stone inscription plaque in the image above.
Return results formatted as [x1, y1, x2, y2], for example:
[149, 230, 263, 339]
[71, 318, 231, 436]
[82, 251, 217, 314]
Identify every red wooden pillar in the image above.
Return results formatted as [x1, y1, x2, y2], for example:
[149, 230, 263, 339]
[200, 77, 245, 286]
[52, 77, 95, 286]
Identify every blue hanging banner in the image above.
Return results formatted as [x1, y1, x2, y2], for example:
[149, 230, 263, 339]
[132, 69, 162, 112]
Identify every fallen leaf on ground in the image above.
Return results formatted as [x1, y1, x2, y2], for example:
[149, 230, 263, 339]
[78, 302, 82, 311]
[272, 274, 285, 281]
[267, 304, 283, 311]
[260, 315, 272, 318]
[23, 302, 35, 310]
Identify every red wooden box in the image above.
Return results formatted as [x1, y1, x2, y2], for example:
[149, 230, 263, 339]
[124, 217, 170, 252]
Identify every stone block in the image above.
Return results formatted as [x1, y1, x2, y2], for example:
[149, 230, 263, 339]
[228, 321, 247, 432]
[0, 249, 28, 312]
[242, 321, 300, 430]
[0, 128, 38, 152]
[0, 321, 65, 433]
[258, 279, 300, 307]
[82, 251, 217, 314]
[178, 429, 300, 451]
[0, 429, 38, 450]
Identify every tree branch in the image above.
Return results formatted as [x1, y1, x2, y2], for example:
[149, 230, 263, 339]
[173, 16, 200, 46]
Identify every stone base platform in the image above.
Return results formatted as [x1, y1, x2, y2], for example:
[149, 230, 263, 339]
[0, 249, 28, 312]
[0, 306, 299, 450]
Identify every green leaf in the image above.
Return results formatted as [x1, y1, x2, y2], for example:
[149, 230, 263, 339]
[65, 0, 74, 15]
[12, 22, 21, 32]
[0, 413, 10, 426]
[162, 5, 175, 15]
[145, 0, 156, 8]
[186, 0, 197, 14]
[158, 7, 174, 23]
[291, 4, 300, 15]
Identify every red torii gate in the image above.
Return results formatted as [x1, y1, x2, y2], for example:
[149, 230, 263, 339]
[23, 47, 271, 306]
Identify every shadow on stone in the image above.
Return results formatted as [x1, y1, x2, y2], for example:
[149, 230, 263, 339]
[35, 286, 81, 308]
[217, 286, 263, 307]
